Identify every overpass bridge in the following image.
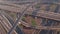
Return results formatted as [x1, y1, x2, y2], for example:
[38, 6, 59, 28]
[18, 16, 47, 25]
[0, 1, 59, 21]
[0, 9, 60, 34]
[1, 11, 60, 30]
[0, 0, 60, 34]
[0, 12, 18, 34]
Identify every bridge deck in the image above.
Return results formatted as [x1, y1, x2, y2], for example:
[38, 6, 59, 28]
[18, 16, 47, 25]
[0, 1, 60, 21]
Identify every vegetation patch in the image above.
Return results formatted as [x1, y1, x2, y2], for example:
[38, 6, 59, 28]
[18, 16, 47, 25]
[22, 16, 26, 21]
[34, 3, 40, 9]
[31, 18, 36, 27]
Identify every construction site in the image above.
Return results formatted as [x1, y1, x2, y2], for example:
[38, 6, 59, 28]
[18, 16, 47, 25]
[0, 0, 60, 34]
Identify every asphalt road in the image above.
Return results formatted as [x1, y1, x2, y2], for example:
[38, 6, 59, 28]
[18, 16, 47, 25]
[2, 11, 24, 34]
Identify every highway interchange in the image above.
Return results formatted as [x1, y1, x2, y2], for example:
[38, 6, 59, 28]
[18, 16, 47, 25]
[0, 0, 60, 34]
